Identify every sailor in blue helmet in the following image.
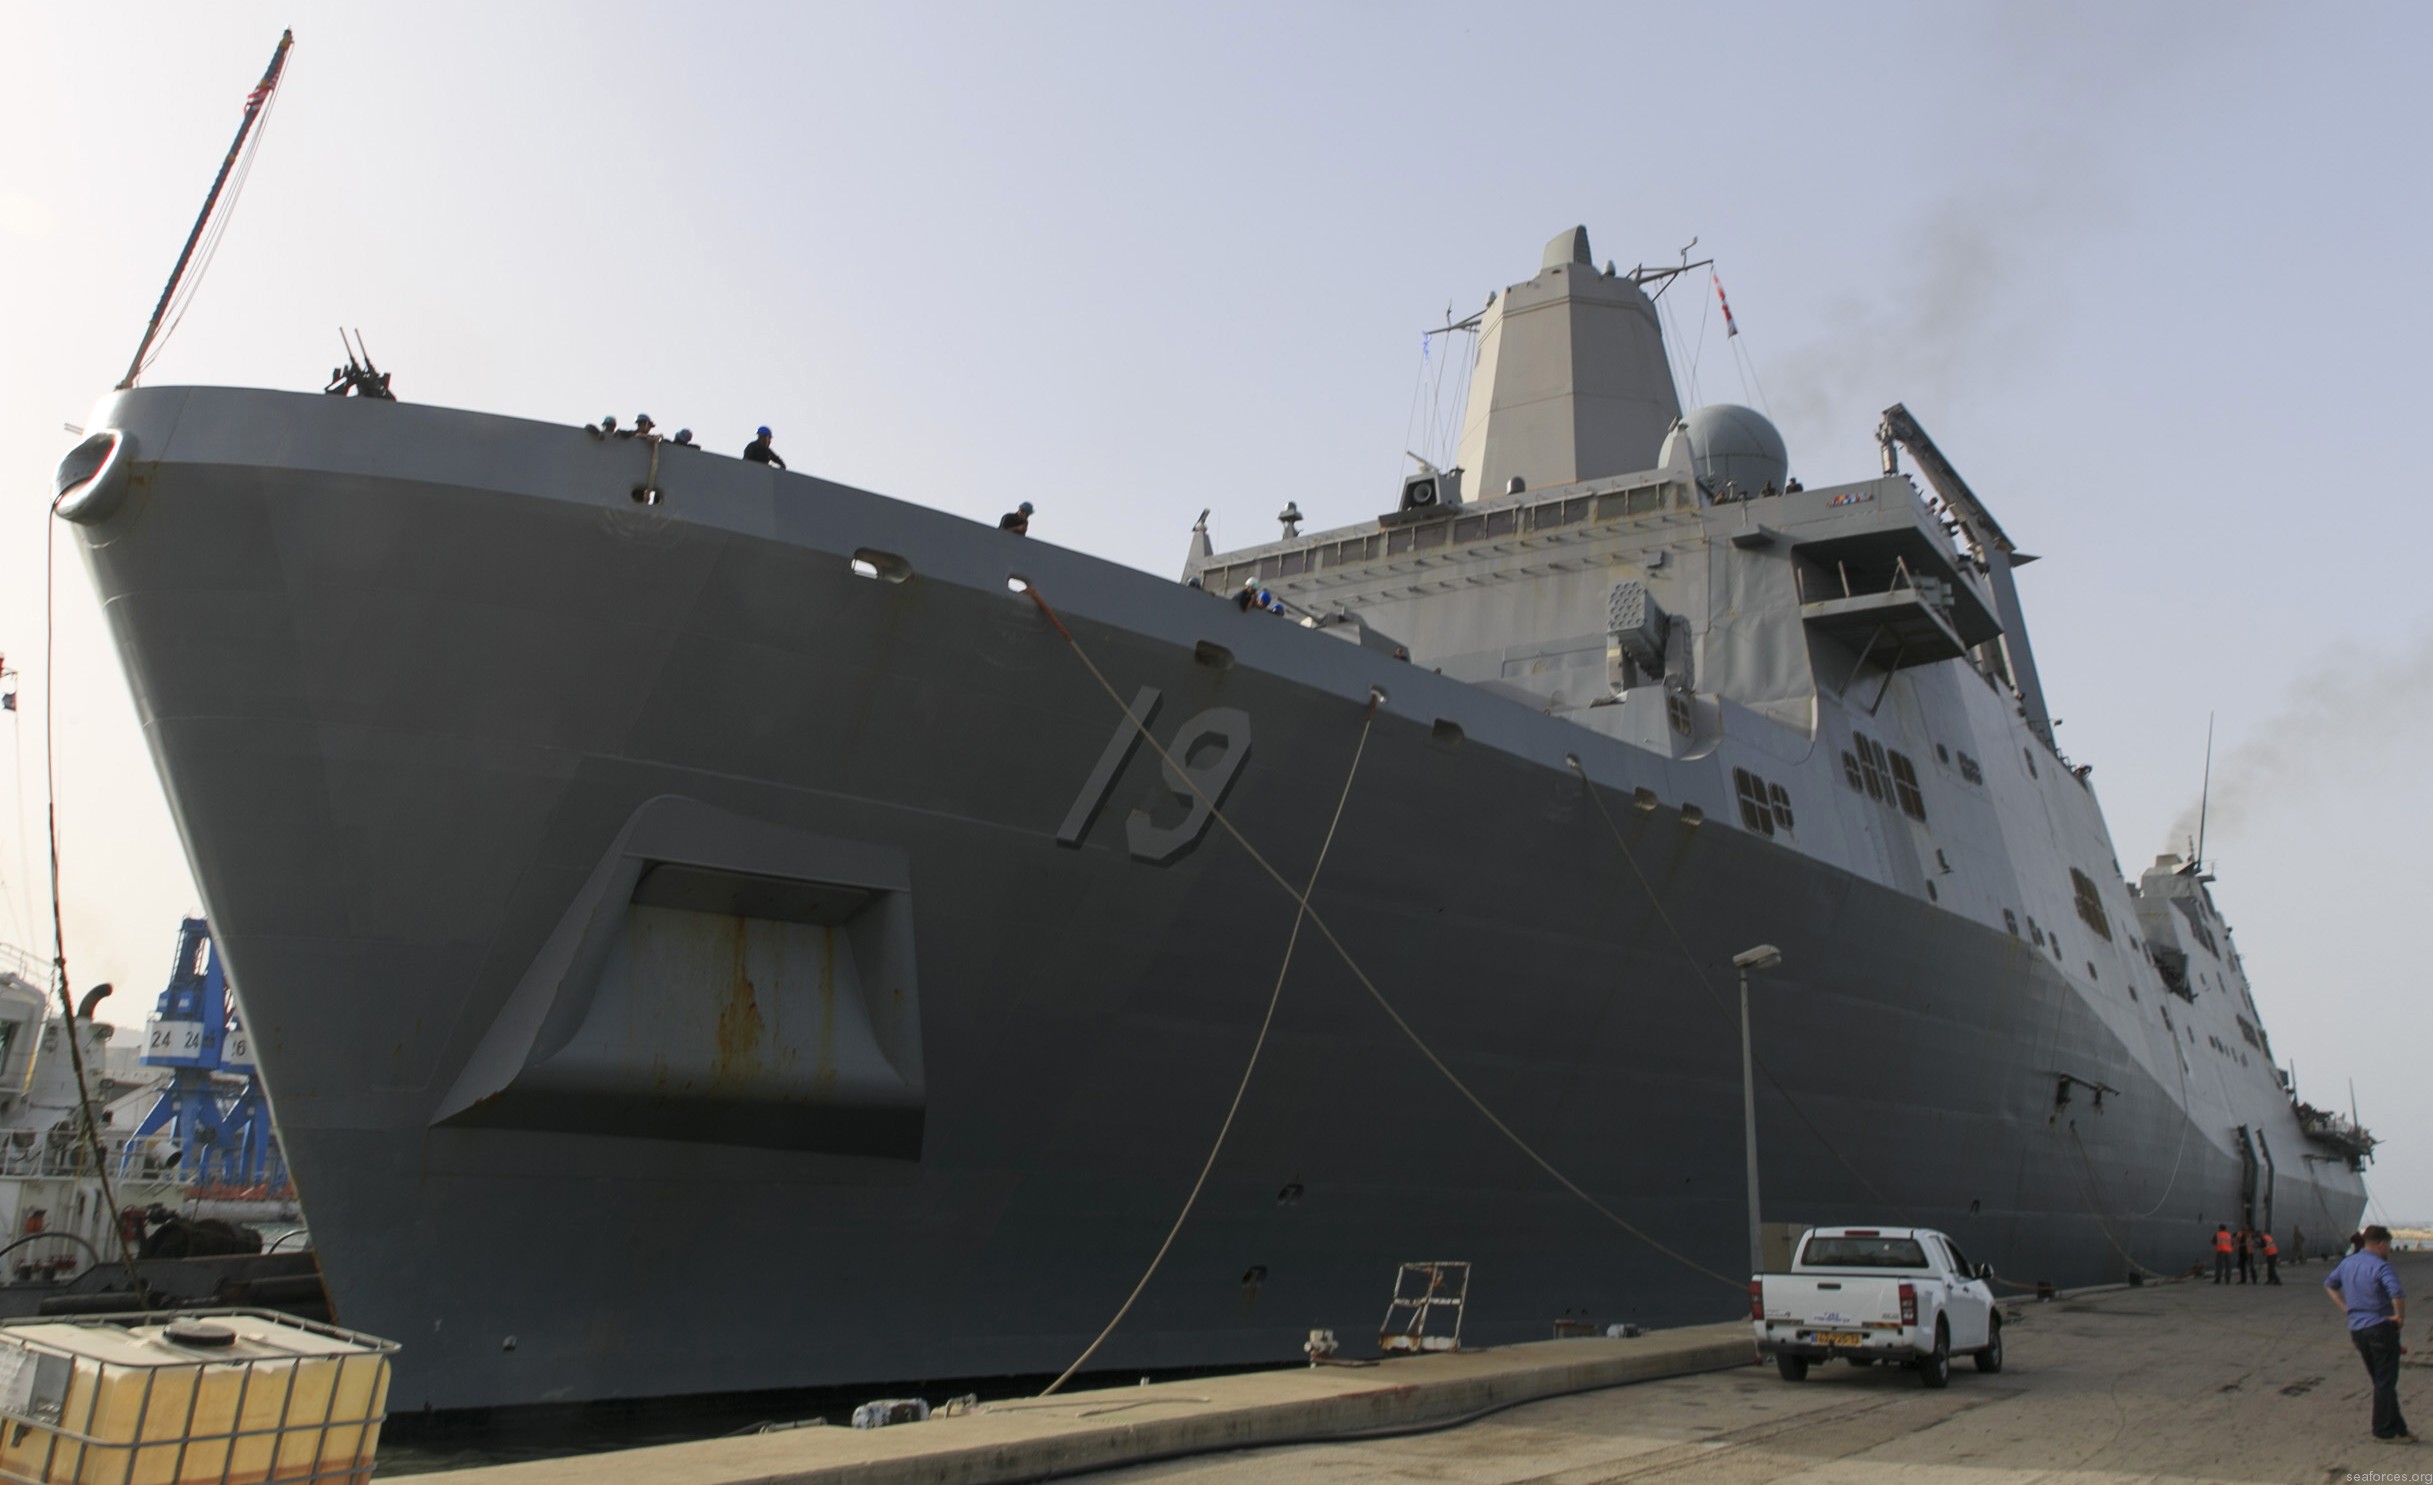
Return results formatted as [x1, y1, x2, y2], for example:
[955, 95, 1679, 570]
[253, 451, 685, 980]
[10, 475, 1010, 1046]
[744, 426, 786, 469]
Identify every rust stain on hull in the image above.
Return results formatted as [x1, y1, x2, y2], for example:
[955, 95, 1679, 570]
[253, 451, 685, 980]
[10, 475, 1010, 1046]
[712, 915, 766, 1089]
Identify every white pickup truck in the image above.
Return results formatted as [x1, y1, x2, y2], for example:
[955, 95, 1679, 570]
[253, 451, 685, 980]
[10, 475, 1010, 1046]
[1751, 1226, 2002, 1387]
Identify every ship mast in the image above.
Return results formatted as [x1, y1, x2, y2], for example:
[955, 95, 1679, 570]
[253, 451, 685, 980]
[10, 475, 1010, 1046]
[116, 29, 294, 391]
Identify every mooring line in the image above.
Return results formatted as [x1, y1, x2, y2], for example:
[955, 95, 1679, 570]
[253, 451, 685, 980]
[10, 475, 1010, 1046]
[42, 493, 149, 1298]
[1039, 692, 1378, 1397]
[1568, 758, 1908, 1222]
[2063, 1122, 2177, 1284]
[1022, 585, 1745, 1315]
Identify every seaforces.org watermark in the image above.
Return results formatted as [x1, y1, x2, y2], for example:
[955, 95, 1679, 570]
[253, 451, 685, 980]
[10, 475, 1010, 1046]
[2342, 1471, 2433, 1483]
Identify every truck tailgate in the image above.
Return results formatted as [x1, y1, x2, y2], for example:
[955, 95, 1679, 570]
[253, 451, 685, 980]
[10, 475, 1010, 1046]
[1758, 1274, 1905, 1328]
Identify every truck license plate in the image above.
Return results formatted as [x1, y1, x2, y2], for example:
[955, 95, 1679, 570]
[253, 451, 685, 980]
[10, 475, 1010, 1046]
[1815, 1330, 1865, 1347]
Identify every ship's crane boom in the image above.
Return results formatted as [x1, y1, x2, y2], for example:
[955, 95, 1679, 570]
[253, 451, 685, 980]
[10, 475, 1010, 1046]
[1877, 403, 2055, 749]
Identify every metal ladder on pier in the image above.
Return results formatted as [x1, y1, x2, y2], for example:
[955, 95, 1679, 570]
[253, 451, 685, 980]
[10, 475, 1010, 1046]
[1379, 1261, 1470, 1354]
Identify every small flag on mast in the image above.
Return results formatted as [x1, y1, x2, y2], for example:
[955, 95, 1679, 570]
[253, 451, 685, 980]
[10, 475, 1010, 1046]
[1712, 270, 1739, 339]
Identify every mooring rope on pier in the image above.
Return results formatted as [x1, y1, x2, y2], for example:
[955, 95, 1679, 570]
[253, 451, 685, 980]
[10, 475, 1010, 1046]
[1038, 682, 1378, 1397]
[1023, 585, 1742, 1397]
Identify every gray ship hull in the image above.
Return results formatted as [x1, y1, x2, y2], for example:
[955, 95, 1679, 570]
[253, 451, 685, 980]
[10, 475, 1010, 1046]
[65, 388, 2362, 1409]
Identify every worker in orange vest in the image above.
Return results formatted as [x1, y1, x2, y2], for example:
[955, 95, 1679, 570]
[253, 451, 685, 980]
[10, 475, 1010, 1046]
[2214, 1223, 2235, 1284]
[2263, 1230, 2282, 1285]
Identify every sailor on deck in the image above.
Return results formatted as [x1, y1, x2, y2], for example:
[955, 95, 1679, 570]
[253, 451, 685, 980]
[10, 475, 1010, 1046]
[998, 502, 1033, 536]
[744, 427, 786, 469]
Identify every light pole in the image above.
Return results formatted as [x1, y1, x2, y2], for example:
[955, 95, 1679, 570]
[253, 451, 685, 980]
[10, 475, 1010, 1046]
[1732, 944, 1783, 1278]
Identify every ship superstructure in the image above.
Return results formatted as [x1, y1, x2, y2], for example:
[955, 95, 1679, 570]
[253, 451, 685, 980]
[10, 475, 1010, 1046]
[51, 226, 2366, 1411]
[0, 947, 185, 1275]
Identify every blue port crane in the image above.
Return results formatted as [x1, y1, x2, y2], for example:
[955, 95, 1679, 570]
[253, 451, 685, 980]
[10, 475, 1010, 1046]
[119, 918, 285, 1189]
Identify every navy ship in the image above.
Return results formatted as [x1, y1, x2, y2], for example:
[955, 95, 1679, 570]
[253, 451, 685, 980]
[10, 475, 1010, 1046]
[53, 227, 2367, 1410]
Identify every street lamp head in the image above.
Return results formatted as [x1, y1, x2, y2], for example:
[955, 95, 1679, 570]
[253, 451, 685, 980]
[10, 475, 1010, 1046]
[1732, 944, 1783, 971]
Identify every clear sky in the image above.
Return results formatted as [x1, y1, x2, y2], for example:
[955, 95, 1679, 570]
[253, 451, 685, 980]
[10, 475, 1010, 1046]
[3, 2, 2428, 1219]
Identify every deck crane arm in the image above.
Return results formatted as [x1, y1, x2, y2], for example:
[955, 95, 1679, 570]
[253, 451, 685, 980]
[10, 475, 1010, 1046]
[1877, 403, 2055, 750]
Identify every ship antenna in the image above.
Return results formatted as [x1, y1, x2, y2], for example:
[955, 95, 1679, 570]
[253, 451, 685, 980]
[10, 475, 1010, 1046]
[117, 29, 296, 390]
[2194, 711, 2215, 871]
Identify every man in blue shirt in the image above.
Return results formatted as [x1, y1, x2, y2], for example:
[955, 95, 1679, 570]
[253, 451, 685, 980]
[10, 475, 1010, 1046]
[2325, 1224, 2412, 1442]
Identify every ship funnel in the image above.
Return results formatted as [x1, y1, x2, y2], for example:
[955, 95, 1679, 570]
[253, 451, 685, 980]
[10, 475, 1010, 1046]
[1454, 229, 1682, 502]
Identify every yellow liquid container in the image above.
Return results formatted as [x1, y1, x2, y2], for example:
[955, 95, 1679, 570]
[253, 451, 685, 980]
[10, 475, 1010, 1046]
[0, 1310, 396, 1485]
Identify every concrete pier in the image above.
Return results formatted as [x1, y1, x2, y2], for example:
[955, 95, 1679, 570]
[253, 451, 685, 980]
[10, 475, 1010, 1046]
[418, 1322, 1755, 1484]
[419, 1254, 2433, 1484]
[1098, 1253, 2433, 1483]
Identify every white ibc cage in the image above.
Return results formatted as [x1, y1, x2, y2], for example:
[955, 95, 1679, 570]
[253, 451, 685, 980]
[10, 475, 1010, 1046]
[0, 1308, 397, 1485]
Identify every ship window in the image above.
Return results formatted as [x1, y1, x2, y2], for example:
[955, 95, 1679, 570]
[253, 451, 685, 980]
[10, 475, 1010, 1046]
[1667, 694, 1693, 737]
[2027, 915, 2044, 948]
[1853, 734, 1889, 801]
[1926, 880, 1939, 901]
[2004, 909, 2019, 937]
[2070, 869, 2114, 941]
[1936, 743, 1951, 764]
[1889, 752, 1927, 820]
[1958, 753, 1984, 785]
[1841, 751, 1864, 793]
[1936, 848, 1951, 873]
[1734, 769, 1774, 836]
[1769, 783, 1794, 832]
